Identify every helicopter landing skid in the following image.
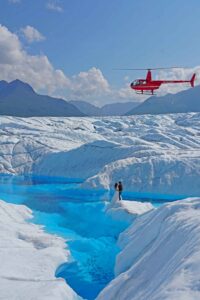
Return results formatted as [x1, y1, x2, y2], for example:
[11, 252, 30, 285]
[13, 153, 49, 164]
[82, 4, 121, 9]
[136, 91, 156, 96]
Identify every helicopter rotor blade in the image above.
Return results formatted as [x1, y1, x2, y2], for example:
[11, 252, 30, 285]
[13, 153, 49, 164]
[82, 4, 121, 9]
[113, 67, 189, 71]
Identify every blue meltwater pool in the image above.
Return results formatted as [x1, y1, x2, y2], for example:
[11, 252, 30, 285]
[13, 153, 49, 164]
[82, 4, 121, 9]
[0, 174, 132, 299]
[0, 174, 184, 299]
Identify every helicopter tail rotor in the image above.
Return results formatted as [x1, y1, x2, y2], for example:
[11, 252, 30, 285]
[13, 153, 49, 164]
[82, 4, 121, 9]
[190, 73, 196, 87]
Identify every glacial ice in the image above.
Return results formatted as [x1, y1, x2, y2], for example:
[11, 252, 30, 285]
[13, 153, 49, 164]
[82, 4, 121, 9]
[0, 199, 82, 300]
[97, 198, 200, 300]
[1, 113, 200, 196]
[1, 113, 200, 300]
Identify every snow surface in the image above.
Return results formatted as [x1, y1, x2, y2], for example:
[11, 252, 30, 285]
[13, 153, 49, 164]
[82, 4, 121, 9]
[0, 199, 82, 300]
[97, 198, 200, 300]
[106, 192, 153, 222]
[0, 113, 200, 195]
[1, 114, 200, 299]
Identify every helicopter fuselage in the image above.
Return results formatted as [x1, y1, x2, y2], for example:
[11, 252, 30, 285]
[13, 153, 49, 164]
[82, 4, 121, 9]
[130, 70, 196, 95]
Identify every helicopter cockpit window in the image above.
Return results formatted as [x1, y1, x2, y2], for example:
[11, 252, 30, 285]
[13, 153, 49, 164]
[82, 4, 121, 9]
[134, 80, 140, 86]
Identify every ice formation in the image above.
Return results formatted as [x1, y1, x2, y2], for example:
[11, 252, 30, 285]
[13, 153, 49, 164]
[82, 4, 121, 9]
[1, 113, 200, 300]
[0, 113, 200, 196]
[97, 198, 200, 300]
[0, 200, 82, 300]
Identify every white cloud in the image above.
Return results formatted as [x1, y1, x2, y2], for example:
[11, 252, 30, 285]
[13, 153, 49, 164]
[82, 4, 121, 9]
[155, 67, 200, 96]
[0, 24, 69, 93]
[21, 26, 45, 43]
[0, 25, 23, 64]
[0, 24, 199, 106]
[46, 1, 63, 12]
[0, 25, 111, 104]
[114, 83, 148, 102]
[69, 67, 110, 99]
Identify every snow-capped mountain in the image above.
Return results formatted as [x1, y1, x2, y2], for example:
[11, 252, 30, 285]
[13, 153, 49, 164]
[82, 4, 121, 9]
[0, 80, 84, 117]
[127, 85, 200, 115]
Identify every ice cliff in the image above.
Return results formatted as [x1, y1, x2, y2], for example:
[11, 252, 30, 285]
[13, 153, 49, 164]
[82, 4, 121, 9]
[97, 198, 200, 300]
[0, 200, 82, 300]
[1, 113, 200, 196]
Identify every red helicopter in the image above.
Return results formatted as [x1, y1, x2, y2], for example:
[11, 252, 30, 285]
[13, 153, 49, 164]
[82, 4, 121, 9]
[119, 68, 196, 95]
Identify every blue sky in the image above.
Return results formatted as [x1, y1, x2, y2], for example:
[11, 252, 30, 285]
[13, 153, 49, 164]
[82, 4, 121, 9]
[1, 0, 200, 105]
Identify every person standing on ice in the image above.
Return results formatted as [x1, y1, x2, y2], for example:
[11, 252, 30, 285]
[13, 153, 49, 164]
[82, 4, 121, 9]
[118, 181, 123, 200]
[114, 182, 118, 191]
[110, 183, 119, 205]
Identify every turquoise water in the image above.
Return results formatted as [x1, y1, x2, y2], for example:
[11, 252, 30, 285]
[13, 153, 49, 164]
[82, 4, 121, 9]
[0, 174, 184, 299]
[0, 174, 130, 299]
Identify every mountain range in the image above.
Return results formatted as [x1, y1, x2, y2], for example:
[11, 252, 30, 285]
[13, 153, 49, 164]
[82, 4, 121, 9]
[0, 79, 199, 117]
[69, 100, 140, 116]
[0, 80, 140, 117]
[127, 85, 200, 115]
[0, 80, 84, 117]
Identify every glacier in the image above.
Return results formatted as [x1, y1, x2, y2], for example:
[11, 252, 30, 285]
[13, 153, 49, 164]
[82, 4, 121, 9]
[1, 113, 200, 299]
[97, 198, 200, 300]
[0, 175, 153, 300]
[0, 199, 81, 300]
[0, 113, 200, 196]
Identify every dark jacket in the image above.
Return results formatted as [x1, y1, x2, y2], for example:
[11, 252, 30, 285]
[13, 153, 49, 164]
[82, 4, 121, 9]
[118, 182, 123, 192]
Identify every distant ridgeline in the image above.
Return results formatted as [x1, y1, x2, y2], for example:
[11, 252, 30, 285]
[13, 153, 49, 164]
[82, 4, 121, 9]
[0, 80, 84, 117]
[0, 79, 199, 117]
[126, 85, 200, 115]
[69, 100, 140, 116]
[0, 79, 140, 117]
